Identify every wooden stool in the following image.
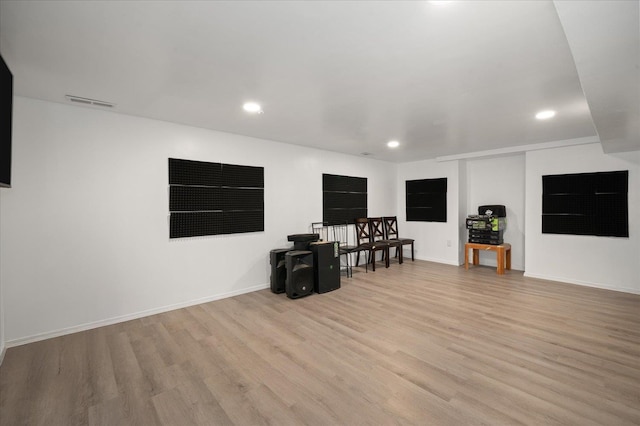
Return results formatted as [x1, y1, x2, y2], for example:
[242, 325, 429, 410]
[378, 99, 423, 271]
[464, 242, 511, 275]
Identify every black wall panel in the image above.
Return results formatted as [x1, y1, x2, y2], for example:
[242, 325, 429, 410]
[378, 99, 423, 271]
[169, 186, 223, 212]
[222, 164, 264, 188]
[169, 159, 222, 186]
[405, 178, 447, 222]
[223, 211, 264, 234]
[222, 187, 264, 211]
[322, 174, 368, 225]
[168, 158, 264, 238]
[170, 212, 223, 238]
[542, 170, 628, 237]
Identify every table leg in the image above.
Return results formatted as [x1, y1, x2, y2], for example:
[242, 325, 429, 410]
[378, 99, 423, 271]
[473, 249, 479, 265]
[465, 246, 469, 269]
[506, 248, 511, 270]
[497, 247, 504, 275]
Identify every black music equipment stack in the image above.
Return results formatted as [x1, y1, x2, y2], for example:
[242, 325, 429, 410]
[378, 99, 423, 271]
[466, 204, 507, 245]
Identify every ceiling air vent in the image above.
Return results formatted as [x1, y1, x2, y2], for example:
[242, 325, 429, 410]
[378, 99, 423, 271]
[65, 95, 115, 108]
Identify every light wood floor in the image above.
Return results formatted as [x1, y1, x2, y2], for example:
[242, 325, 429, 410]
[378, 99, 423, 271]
[1, 260, 640, 425]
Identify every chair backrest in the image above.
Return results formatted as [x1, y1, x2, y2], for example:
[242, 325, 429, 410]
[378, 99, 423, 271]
[355, 217, 371, 245]
[383, 216, 399, 239]
[368, 217, 386, 242]
[311, 221, 328, 241]
[332, 222, 350, 246]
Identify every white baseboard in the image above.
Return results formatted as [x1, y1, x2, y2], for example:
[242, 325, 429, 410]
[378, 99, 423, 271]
[6, 283, 270, 348]
[416, 255, 461, 266]
[523, 272, 640, 295]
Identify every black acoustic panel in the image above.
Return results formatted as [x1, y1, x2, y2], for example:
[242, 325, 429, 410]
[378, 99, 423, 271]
[405, 178, 447, 222]
[406, 206, 446, 222]
[406, 178, 447, 195]
[543, 171, 628, 195]
[323, 192, 367, 210]
[542, 215, 594, 236]
[169, 158, 222, 186]
[406, 192, 445, 209]
[169, 186, 223, 212]
[542, 171, 628, 237]
[543, 194, 595, 215]
[0, 54, 12, 188]
[595, 171, 628, 193]
[221, 164, 264, 188]
[170, 212, 223, 238]
[323, 208, 368, 226]
[222, 210, 264, 234]
[222, 187, 264, 211]
[322, 174, 367, 193]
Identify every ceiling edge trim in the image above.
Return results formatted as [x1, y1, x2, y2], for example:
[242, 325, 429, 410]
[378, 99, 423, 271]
[435, 136, 600, 162]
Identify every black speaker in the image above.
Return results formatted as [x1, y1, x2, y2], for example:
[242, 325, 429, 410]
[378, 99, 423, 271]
[309, 241, 340, 294]
[285, 250, 314, 299]
[478, 205, 506, 217]
[287, 233, 320, 251]
[270, 248, 290, 294]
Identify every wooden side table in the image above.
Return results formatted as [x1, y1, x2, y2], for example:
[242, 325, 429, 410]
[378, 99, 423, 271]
[464, 242, 511, 275]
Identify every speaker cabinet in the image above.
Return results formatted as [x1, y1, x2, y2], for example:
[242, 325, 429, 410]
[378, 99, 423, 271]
[287, 233, 320, 251]
[309, 241, 340, 294]
[270, 248, 290, 294]
[285, 250, 314, 299]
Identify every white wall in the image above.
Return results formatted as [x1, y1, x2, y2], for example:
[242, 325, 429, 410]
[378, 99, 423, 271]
[466, 155, 526, 270]
[525, 143, 640, 293]
[396, 159, 462, 265]
[2, 98, 639, 349]
[0, 97, 397, 344]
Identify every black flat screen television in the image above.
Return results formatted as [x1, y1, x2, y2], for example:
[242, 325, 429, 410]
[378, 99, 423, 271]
[0, 53, 13, 188]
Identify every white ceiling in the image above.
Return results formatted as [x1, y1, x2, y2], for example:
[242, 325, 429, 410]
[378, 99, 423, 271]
[0, 0, 638, 162]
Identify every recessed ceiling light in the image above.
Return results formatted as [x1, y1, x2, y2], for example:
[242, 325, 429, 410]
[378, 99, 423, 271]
[429, 1, 454, 5]
[535, 110, 556, 120]
[387, 140, 400, 148]
[243, 102, 263, 114]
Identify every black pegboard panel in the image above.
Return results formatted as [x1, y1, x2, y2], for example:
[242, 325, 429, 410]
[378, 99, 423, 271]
[222, 188, 264, 211]
[542, 170, 628, 237]
[169, 158, 222, 186]
[323, 208, 368, 226]
[170, 186, 223, 212]
[323, 174, 367, 193]
[222, 210, 264, 234]
[169, 158, 264, 238]
[170, 212, 223, 238]
[406, 192, 445, 209]
[322, 174, 368, 225]
[221, 164, 264, 188]
[405, 178, 447, 222]
[406, 178, 447, 194]
[323, 192, 367, 210]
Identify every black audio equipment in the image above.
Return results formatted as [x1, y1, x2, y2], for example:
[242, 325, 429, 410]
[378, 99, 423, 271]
[287, 233, 320, 251]
[309, 241, 340, 294]
[285, 250, 314, 299]
[269, 248, 290, 294]
[468, 230, 504, 245]
[466, 205, 507, 245]
[478, 205, 506, 217]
